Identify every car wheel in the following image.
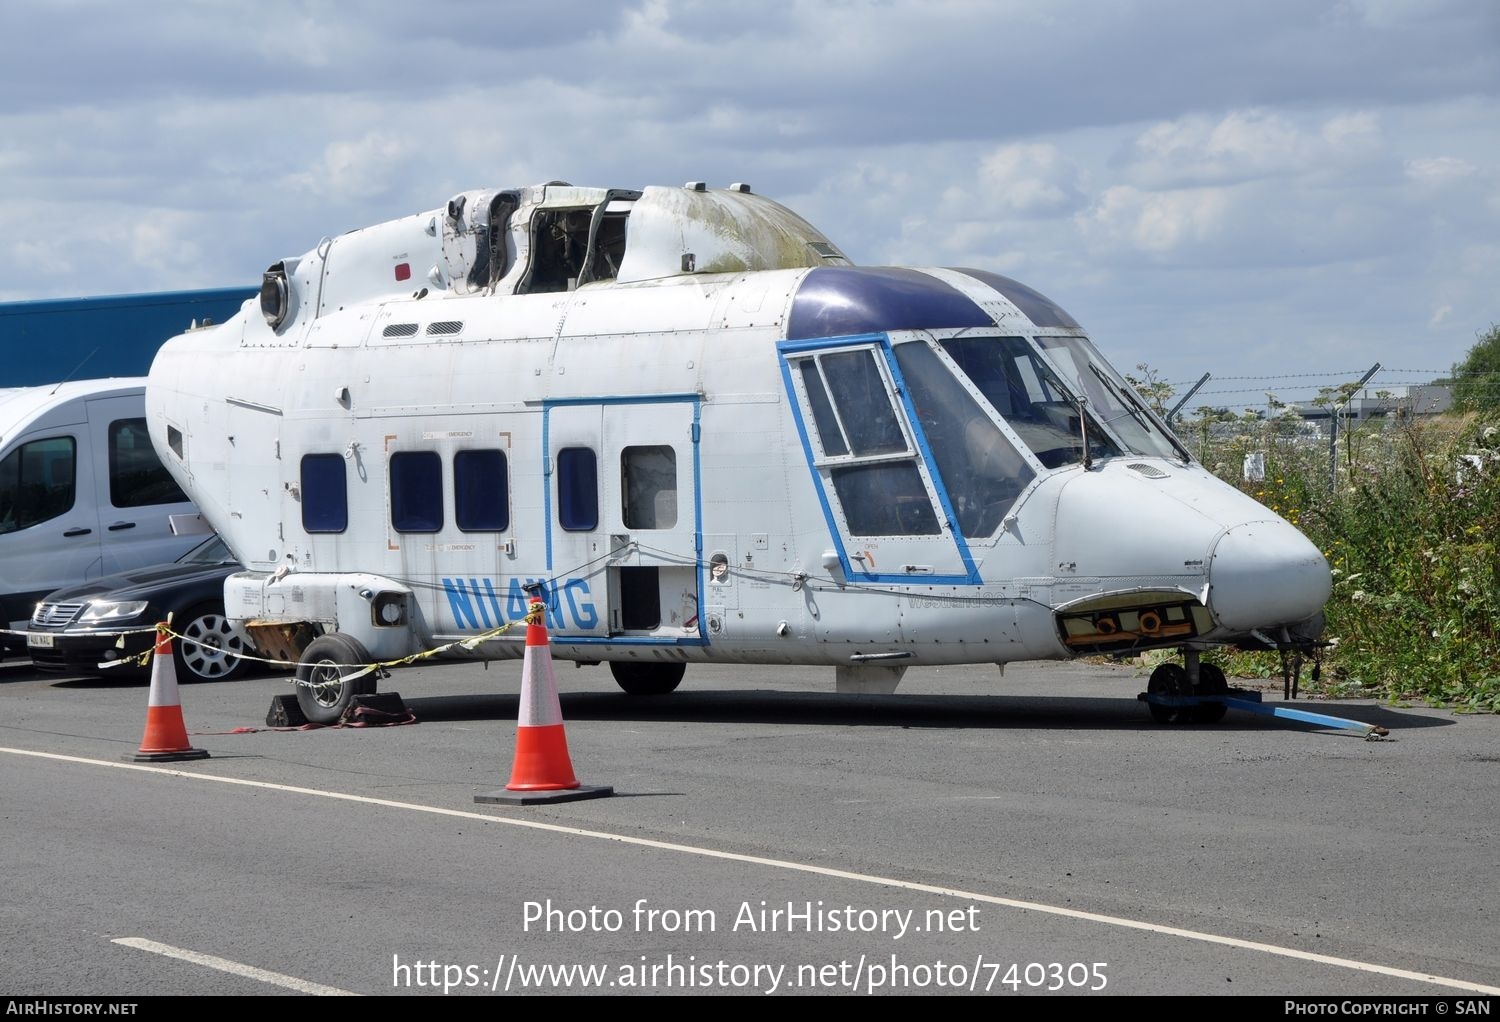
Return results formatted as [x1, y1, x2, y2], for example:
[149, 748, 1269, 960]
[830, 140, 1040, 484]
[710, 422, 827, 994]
[295, 633, 377, 725]
[173, 603, 250, 683]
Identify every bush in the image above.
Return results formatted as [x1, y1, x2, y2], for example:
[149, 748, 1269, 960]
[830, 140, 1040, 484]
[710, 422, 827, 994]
[1185, 410, 1500, 712]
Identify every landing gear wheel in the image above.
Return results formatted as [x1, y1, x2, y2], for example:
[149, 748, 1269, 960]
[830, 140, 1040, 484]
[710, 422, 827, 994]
[1191, 663, 1229, 723]
[1147, 663, 1190, 723]
[295, 633, 377, 725]
[609, 660, 685, 695]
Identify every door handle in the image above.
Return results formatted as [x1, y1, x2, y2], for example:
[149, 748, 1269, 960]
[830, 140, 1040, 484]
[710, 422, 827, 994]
[107, 521, 137, 531]
[63, 527, 93, 537]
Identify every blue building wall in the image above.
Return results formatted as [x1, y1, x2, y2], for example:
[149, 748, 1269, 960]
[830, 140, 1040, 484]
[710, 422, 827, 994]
[1, 286, 256, 387]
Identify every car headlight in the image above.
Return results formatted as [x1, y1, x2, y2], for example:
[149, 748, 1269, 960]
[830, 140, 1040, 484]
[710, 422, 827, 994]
[78, 600, 151, 624]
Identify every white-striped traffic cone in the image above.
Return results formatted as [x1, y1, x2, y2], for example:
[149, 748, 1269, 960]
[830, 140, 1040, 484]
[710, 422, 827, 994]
[129, 623, 210, 763]
[475, 596, 611, 805]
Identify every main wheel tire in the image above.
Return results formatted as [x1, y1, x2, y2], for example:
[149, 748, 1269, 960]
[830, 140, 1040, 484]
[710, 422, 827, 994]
[1147, 663, 1190, 723]
[609, 660, 685, 695]
[295, 633, 377, 725]
[173, 603, 250, 683]
[1190, 663, 1230, 723]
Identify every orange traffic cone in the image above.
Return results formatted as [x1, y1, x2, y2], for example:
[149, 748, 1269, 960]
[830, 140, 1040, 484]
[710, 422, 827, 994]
[129, 623, 210, 763]
[475, 597, 611, 805]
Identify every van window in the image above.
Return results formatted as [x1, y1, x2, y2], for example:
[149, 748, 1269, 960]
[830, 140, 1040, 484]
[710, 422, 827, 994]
[109, 418, 188, 508]
[557, 447, 598, 531]
[390, 451, 443, 533]
[0, 436, 76, 535]
[301, 454, 348, 533]
[454, 449, 509, 531]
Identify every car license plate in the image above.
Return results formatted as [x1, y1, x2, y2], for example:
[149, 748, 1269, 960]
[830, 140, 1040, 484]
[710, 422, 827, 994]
[27, 633, 54, 648]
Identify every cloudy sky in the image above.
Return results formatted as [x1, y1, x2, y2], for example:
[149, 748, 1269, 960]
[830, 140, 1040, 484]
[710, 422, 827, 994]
[2, 0, 1496, 407]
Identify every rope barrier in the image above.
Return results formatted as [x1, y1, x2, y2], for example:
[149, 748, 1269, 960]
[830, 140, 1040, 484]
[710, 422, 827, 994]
[4, 608, 537, 683]
[8, 549, 1034, 687]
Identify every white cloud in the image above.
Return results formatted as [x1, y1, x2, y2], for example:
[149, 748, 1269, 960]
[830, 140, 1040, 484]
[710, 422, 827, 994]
[1120, 108, 1387, 190]
[124, 214, 206, 279]
[974, 143, 1082, 216]
[1339, 0, 1451, 28]
[1076, 185, 1231, 256]
[1321, 110, 1383, 150]
[0, 0, 1496, 391]
[1405, 155, 1478, 186]
[283, 132, 414, 202]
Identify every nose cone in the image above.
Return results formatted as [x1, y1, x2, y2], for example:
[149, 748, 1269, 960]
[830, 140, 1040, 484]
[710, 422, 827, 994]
[1208, 521, 1331, 633]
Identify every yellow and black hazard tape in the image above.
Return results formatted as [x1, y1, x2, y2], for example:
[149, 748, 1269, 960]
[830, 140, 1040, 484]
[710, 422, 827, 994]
[77, 604, 544, 684]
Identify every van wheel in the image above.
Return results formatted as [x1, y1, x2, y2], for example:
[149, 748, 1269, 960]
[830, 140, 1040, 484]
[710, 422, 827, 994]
[295, 633, 376, 725]
[174, 603, 250, 683]
[609, 661, 685, 695]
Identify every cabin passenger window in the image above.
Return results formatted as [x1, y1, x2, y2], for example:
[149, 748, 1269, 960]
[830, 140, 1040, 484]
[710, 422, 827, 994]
[301, 453, 348, 533]
[454, 449, 509, 531]
[790, 347, 939, 536]
[108, 418, 188, 509]
[390, 451, 443, 533]
[621, 446, 677, 529]
[0, 437, 76, 535]
[557, 447, 598, 531]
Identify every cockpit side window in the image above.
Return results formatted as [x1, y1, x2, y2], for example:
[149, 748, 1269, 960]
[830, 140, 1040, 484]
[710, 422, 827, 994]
[790, 347, 939, 536]
[1034, 336, 1185, 461]
[941, 336, 1120, 468]
[818, 349, 906, 456]
[893, 341, 1034, 537]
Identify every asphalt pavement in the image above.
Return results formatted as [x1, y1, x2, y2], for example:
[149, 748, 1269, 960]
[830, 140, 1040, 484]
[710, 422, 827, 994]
[1, 652, 1495, 998]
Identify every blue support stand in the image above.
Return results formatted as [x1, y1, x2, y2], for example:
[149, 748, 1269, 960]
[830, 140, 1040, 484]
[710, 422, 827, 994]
[1138, 688, 1390, 740]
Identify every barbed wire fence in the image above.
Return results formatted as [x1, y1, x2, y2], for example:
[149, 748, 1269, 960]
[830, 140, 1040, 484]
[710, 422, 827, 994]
[1131, 363, 1492, 489]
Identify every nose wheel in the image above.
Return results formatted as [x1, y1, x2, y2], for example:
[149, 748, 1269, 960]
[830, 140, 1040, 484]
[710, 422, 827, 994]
[1145, 652, 1228, 724]
[1145, 663, 1188, 723]
[1140, 648, 1391, 739]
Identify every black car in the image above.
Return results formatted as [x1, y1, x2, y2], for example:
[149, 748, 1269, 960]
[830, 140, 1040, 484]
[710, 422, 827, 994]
[27, 535, 255, 682]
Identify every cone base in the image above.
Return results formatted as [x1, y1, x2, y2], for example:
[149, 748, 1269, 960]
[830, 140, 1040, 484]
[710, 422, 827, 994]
[474, 783, 613, 806]
[129, 747, 211, 763]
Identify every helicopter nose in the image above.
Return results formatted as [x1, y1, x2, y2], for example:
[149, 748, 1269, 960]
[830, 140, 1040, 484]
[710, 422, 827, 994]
[1207, 521, 1331, 633]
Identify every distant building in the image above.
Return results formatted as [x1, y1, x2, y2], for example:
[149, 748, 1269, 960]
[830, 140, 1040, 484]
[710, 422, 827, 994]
[2, 287, 255, 387]
[1288, 385, 1453, 422]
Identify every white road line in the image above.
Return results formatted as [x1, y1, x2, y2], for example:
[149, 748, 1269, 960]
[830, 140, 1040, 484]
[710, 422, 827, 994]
[111, 937, 358, 995]
[10, 745, 1498, 996]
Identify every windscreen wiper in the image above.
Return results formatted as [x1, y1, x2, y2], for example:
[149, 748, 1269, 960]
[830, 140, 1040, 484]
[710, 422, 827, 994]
[1089, 363, 1192, 462]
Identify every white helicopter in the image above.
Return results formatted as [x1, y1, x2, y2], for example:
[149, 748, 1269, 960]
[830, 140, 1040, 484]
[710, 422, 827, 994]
[145, 180, 1330, 724]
